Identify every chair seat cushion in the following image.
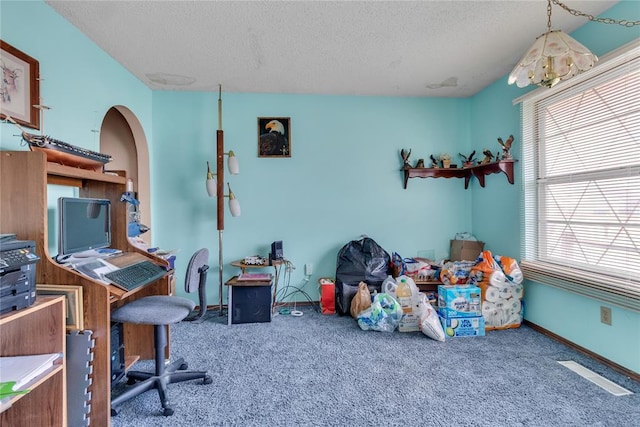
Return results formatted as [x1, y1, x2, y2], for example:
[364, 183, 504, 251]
[111, 295, 196, 325]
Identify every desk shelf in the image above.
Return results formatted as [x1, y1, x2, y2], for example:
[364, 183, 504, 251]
[403, 159, 517, 189]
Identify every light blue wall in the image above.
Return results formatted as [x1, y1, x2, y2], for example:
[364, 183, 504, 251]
[469, 1, 640, 373]
[1, 1, 637, 372]
[0, 1, 153, 151]
[152, 91, 471, 302]
[0, 0, 153, 255]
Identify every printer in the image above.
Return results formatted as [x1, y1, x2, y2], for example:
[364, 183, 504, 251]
[0, 238, 40, 314]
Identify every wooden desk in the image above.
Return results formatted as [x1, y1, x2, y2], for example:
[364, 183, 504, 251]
[0, 151, 172, 426]
[58, 253, 173, 423]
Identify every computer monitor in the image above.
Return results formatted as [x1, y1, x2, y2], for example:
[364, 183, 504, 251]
[58, 197, 111, 258]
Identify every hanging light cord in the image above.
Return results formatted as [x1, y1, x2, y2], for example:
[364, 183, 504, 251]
[551, 0, 640, 27]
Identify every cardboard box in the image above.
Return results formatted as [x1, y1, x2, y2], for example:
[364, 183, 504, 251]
[440, 314, 485, 337]
[437, 284, 482, 318]
[398, 312, 420, 332]
[450, 239, 484, 261]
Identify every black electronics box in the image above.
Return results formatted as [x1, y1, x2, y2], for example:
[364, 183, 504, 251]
[269, 240, 283, 265]
[110, 322, 126, 385]
[0, 239, 39, 314]
[231, 285, 272, 324]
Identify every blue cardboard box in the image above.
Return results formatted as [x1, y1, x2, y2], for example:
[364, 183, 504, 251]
[437, 284, 482, 318]
[439, 314, 485, 337]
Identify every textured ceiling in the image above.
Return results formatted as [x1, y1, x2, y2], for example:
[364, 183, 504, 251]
[45, 0, 619, 97]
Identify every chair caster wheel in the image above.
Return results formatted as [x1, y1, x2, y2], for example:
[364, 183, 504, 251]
[111, 408, 118, 416]
[179, 363, 188, 370]
[203, 375, 213, 385]
[162, 407, 174, 416]
[126, 377, 137, 385]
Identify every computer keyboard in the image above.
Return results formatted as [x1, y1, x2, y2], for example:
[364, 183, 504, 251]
[104, 260, 167, 291]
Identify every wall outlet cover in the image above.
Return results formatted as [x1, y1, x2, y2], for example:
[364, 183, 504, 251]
[600, 306, 612, 325]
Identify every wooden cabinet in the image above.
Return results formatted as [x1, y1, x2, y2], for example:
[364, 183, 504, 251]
[230, 260, 283, 312]
[0, 151, 171, 426]
[402, 159, 517, 189]
[0, 296, 66, 427]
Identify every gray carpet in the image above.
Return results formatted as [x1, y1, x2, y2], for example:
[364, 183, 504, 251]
[111, 308, 639, 427]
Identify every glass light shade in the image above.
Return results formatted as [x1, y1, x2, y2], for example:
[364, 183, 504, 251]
[227, 150, 239, 175]
[228, 183, 241, 217]
[508, 30, 597, 88]
[229, 198, 241, 217]
[205, 161, 216, 197]
[206, 176, 216, 197]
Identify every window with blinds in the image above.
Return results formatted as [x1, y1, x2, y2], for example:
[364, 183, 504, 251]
[519, 40, 640, 312]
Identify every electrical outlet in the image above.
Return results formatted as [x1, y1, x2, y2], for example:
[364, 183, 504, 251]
[600, 306, 612, 325]
[304, 263, 313, 275]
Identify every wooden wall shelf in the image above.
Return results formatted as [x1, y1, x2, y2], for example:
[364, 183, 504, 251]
[402, 159, 517, 189]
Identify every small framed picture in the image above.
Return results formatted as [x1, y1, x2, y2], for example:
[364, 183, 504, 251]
[36, 284, 84, 331]
[0, 40, 40, 130]
[258, 117, 291, 158]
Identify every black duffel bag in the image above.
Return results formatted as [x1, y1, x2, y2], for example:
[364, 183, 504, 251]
[335, 236, 390, 316]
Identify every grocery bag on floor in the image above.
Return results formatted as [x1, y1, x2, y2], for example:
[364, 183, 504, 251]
[357, 293, 403, 332]
[335, 236, 390, 316]
[350, 282, 372, 318]
[417, 294, 445, 342]
[469, 250, 524, 331]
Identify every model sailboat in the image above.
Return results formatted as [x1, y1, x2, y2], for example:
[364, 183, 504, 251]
[4, 92, 112, 171]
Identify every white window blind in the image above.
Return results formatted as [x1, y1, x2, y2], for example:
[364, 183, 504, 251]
[520, 40, 640, 312]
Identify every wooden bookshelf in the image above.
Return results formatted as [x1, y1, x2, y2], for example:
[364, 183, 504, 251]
[0, 296, 66, 426]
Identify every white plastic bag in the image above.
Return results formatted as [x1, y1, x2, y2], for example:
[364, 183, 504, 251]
[417, 294, 445, 342]
[357, 293, 403, 332]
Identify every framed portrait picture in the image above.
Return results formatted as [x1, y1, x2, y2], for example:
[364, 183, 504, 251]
[0, 40, 40, 130]
[258, 117, 291, 158]
[36, 284, 84, 331]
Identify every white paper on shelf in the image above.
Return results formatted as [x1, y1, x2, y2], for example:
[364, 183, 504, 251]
[0, 353, 62, 391]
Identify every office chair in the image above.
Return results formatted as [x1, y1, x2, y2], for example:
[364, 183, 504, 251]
[184, 248, 210, 323]
[110, 249, 213, 417]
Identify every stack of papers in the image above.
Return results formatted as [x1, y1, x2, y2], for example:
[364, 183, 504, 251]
[0, 353, 62, 391]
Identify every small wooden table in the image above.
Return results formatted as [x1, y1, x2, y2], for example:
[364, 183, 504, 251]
[230, 259, 283, 314]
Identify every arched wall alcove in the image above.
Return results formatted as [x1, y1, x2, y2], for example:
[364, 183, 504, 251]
[99, 106, 151, 244]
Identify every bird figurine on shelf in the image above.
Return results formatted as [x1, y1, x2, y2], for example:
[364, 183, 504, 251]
[481, 149, 494, 164]
[415, 158, 425, 168]
[429, 155, 439, 168]
[459, 150, 476, 167]
[497, 135, 514, 159]
[400, 148, 412, 169]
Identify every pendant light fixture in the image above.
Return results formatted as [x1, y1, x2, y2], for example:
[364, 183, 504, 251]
[509, 0, 638, 89]
[509, 0, 597, 88]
